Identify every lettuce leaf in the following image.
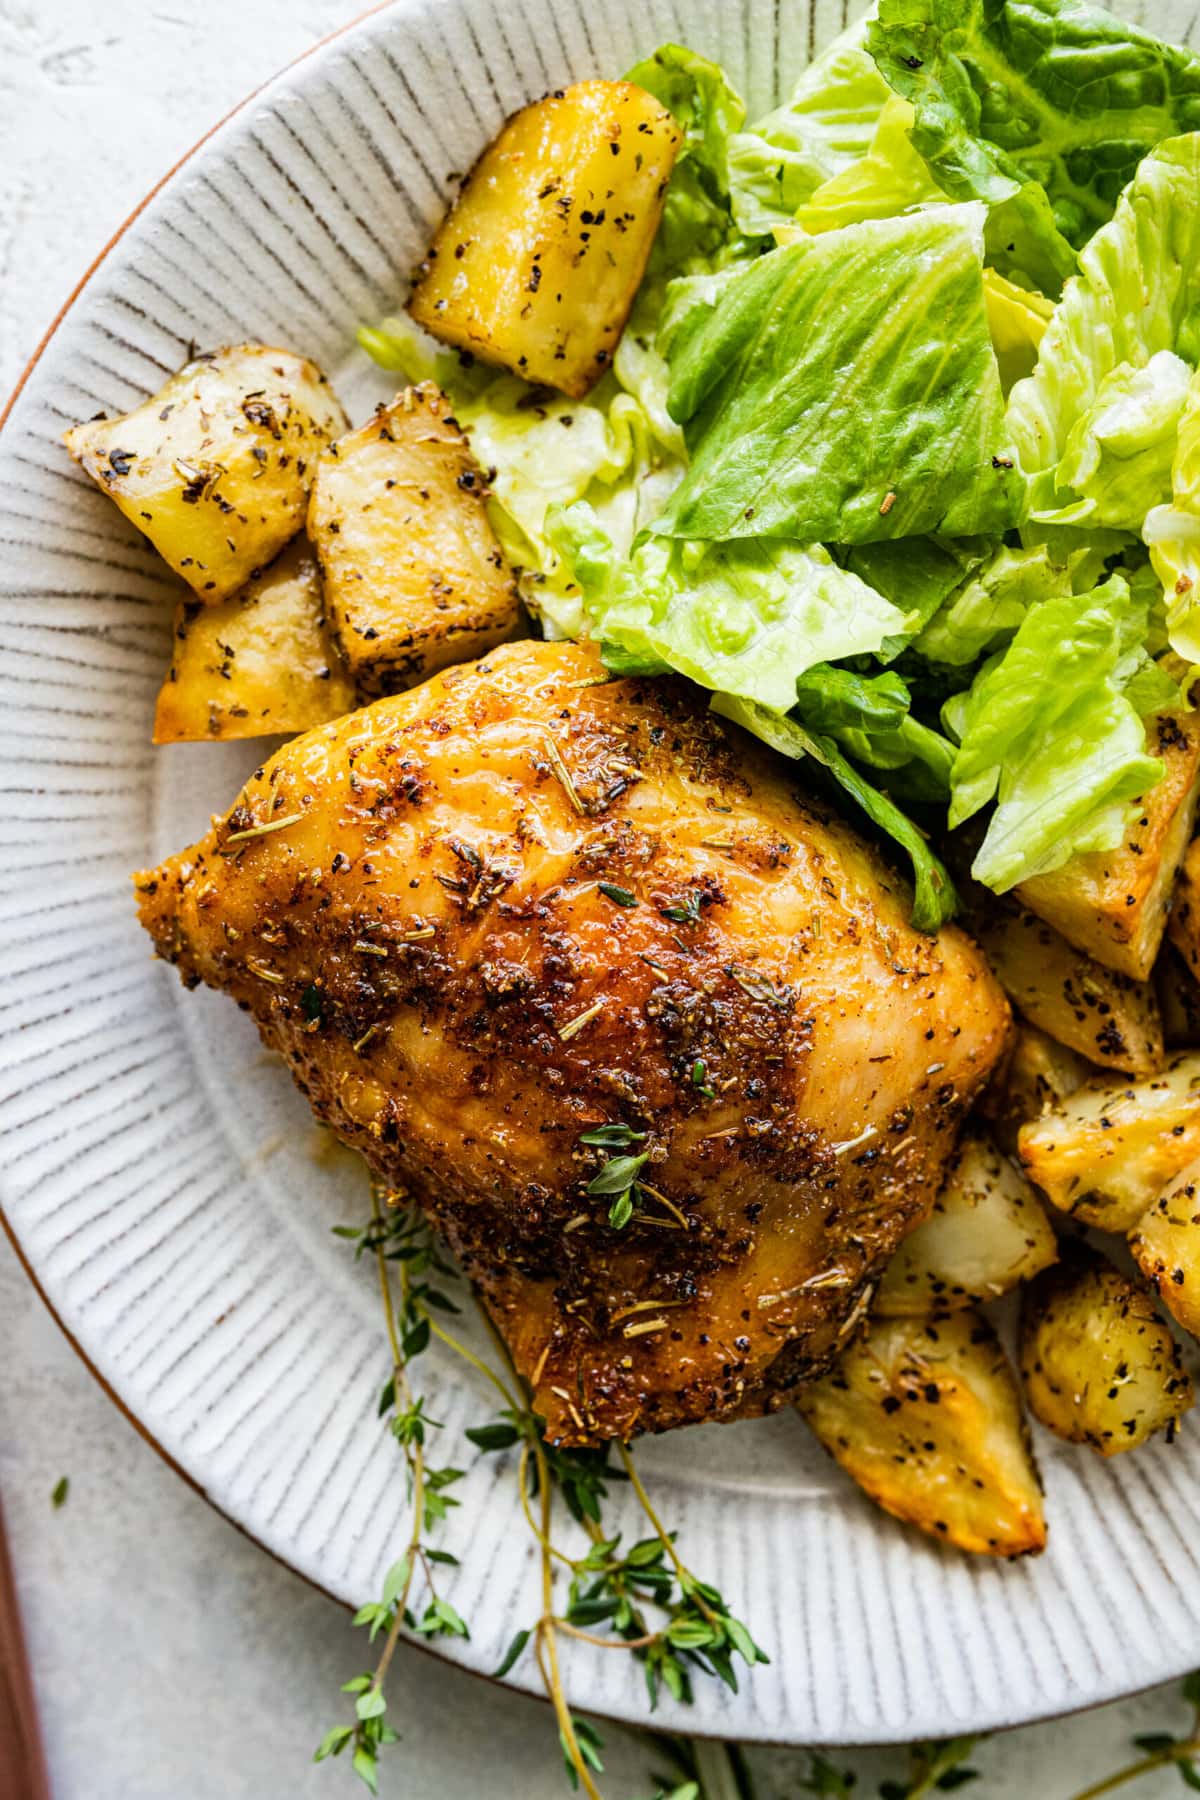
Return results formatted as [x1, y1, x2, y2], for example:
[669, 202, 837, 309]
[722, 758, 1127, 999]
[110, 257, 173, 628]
[789, 94, 942, 234]
[712, 694, 958, 929]
[654, 204, 1019, 544]
[1008, 135, 1200, 530]
[984, 270, 1054, 394]
[547, 501, 909, 708]
[868, 0, 1200, 258]
[793, 662, 957, 800]
[915, 541, 1072, 665]
[1144, 367, 1200, 663]
[726, 19, 893, 236]
[842, 536, 990, 659]
[943, 574, 1171, 888]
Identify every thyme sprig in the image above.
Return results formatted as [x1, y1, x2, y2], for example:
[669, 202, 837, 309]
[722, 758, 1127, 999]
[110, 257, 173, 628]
[1068, 1672, 1200, 1799]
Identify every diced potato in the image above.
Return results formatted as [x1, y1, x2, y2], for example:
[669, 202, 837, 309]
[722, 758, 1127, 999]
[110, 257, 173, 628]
[309, 385, 520, 696]
[1130, 1157, 1200, 1339]
[1019, 1249, 1193, 1454]
[796, 1310, 1046, 1557]
[1168, 834, 1200, 978]
[981, 1023, 1094, 1156]
[409, 81, 682, 398]
[1018, 1052, 1200, 1231]
[970, 898, 1164, 1076]
[1018, 709, 1200, 980]
[1157, 943, 1200, 1048]
[152, 536, 356, 743]
[65, 345, 346, 603]
[875, 1132, 1057, 1316]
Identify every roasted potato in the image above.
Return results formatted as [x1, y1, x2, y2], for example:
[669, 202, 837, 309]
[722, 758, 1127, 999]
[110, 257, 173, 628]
[1019, 1249, 1193, 1454]
[309, 385, 520, 695]
[1018, 1052, 1200, 1231]
[981, 1022, 1094, 1156]
[152, 537, 356, 743]
[65, 345, 346, 603]
[875, 1131, 1057, 1316]
[409, 81, 681, 398]
[970, 898, 1164, 1076]
[796, 1310, 1046, 1558]
[1168, 834, 1200, 978]
[1018, 709, 1200, 980]
[1157, 943, 1200, 1048]
[1130, 1157, 1200, 1339]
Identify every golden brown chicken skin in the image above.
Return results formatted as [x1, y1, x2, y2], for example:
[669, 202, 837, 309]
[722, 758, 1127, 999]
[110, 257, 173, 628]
[136, 640, 1010, 1445]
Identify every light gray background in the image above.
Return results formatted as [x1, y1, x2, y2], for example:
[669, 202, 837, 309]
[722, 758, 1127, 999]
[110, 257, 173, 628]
[0, 3, 1194, 1795]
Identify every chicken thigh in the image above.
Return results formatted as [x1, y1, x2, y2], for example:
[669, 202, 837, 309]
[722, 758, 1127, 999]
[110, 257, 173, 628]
[137, 640, 1010, 1445]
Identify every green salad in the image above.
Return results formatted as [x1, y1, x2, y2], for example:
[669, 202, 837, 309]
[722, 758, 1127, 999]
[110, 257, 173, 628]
[361, 0, 1200, 931]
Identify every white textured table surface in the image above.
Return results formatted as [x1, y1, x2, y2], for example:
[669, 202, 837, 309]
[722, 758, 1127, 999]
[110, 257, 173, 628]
[0, 4, 1193, 1796]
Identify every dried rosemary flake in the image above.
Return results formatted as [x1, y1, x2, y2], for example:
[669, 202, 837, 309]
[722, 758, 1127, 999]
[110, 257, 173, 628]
[623, 1316, 669, 1339]
[353, 1023, 383, 1053]
[610, 1297, 683, 1325]
[401, 925, 436, 941]
[223, 809, 305, 845]
[832, 1123, 879, 1157]
[354, 939, 389, 957]
[541, 731, 585, 815]
[247, 959, 284, 984]
[557, 997, 605, 1042]
[700, 838, 734, 852]
[563, 1213, 590, 1234]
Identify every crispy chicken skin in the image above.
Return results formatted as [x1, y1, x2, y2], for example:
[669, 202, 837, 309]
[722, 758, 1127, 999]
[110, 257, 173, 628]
[136, 641, 1010, 1445]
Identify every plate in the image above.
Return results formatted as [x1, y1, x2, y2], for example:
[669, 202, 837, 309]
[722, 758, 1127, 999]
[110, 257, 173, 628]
[3, 0, 1200, 1748]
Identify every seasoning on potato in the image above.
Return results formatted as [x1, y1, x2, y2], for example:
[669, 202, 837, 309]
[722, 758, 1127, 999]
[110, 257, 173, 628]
[65, 344, 346, 603]
[1019, 1249, 1193, 1455]
[409, 81, 682, 398]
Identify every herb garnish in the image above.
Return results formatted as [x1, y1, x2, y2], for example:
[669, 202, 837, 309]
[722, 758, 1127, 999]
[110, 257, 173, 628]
[598, 882, 639, 907]
[51, 1476, 69, 1509]
[661, 892, 704, 926]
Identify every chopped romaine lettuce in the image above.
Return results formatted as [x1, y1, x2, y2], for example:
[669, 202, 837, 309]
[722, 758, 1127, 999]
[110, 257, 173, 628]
[654, 204, 1019, 544]
[944, 575, 1174, 889]
[916, 543, 1073, 666]
[843, 536, 989, 660]
[547, 501, 909, 709]
[793, 662, 957, 800]
[983, 271, 1054, 394]
[1008, 133, 1200, 521]
[712, 694, 958, 929]
[1144, 367, 1200, 664]
[868, 0, 1200, 256]
[726, 19, 893, 236]
[789, 94, 942, 235]
[1033, 351, 1192, 530]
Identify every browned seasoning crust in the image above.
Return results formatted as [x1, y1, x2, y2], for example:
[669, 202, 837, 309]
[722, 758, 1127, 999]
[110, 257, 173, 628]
[135, 640, 1011, 1446]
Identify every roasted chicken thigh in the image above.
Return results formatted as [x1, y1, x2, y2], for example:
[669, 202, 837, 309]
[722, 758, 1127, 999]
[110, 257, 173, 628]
[137, 641, 1010, 1444]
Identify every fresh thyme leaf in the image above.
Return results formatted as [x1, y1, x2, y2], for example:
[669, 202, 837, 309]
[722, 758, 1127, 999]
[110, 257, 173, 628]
[579, 1122, 647, 1148]
[465, 1421, 522, 1451]
[609, 1190, 636, 1229]
[495, 1627, 532, 1678]
[1179, 1765, 1200, 1793]
[599, 881, 639, 906]
[691, 1058, 716, 1099]
[587, 1152, 649, 1195]
[301, 984, 324, 1023]
[313, 1723, 355, 1763]
[50, 1476, 69, 1509]
[661, 891, 704, 925]
[1184, 1672, 1200, 1706]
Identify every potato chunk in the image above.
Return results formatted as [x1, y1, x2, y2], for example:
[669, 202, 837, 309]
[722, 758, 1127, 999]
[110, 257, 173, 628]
[875, 1132, 1057, 1316]
[981, 1023, 1093, 1156]
[1019, 1250, 1193, 1454]
[1157, 944, 1200, 1048]
[409, 81, 682, 398]
[796, 1311, 1045, 1558]
[309, 386, 520, 695]
[1168, 834, 1200, 978]
[970, 898, 1164, 1076]
[153, 537, 356, 743]
[65, 345, 346, 603]
[1130, 1158, 1200, 1339]
[1018, 1052, 1200, 1231]
[1018, 709, 1200, 979]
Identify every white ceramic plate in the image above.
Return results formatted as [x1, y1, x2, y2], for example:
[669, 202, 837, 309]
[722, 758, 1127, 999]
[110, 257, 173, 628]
[4, 0, 1200, 1748]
